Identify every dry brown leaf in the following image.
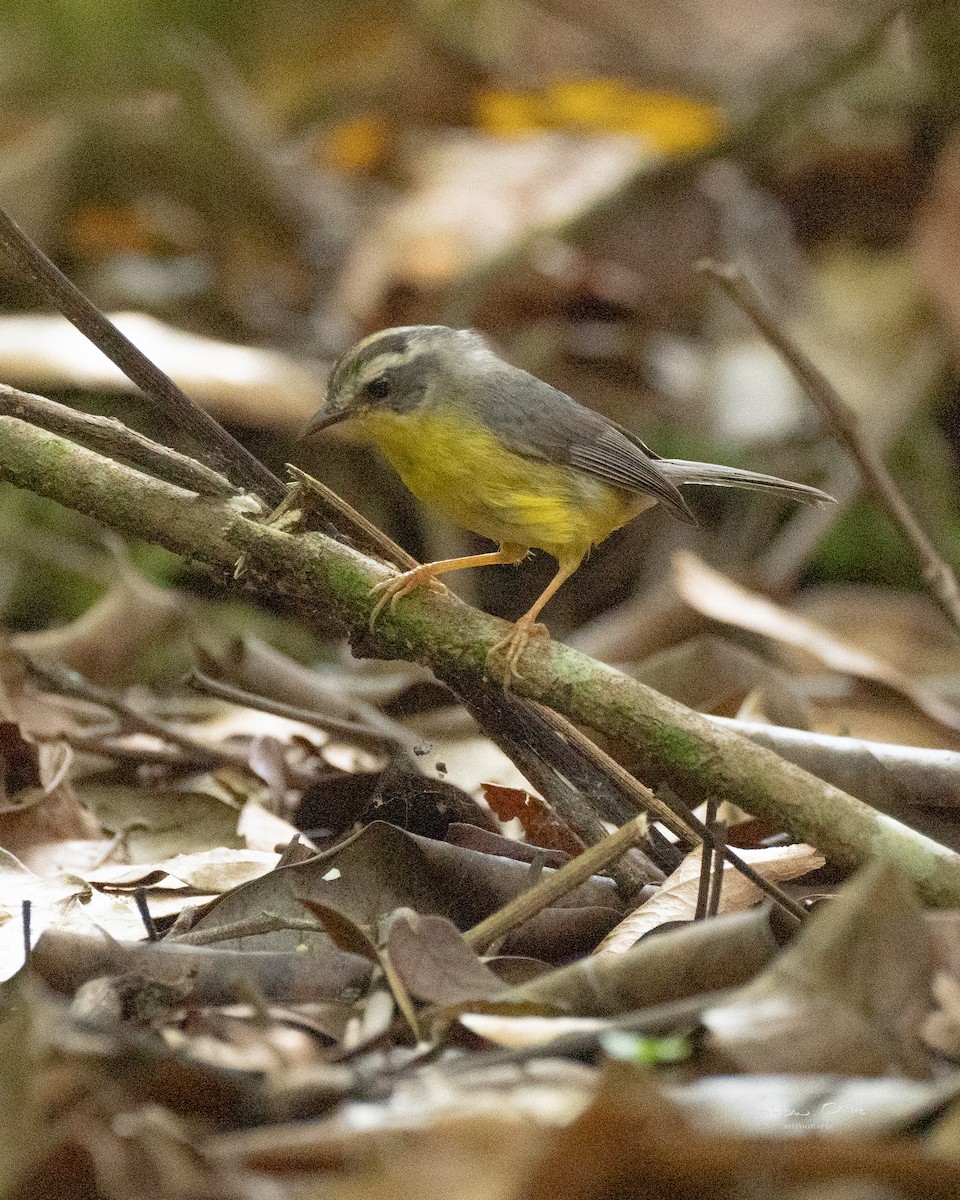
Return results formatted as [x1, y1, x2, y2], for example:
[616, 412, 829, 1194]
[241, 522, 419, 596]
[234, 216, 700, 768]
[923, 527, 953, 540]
[703, 859, 935, 1077]
[13, 569, 192, 689]
[0, 777, 99, 871]
[87, 848, 280, 892]
[81, 785, 244, 861]
[673, 552, 960, 735]
[482, 784, 584, 857]
[595, 842, 824, 956]
[499, 906, 783, 1017]
[385, 909, 505, 1006]
[792, 586, 960, 678]
[340, 131, 651, 321]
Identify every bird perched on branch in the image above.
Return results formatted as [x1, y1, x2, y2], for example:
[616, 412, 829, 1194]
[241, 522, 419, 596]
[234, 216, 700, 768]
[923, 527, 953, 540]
[306, 325, 833, 684]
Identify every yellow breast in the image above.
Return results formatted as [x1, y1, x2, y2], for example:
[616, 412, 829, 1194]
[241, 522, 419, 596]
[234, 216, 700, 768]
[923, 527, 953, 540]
[351, 406, 647, 560]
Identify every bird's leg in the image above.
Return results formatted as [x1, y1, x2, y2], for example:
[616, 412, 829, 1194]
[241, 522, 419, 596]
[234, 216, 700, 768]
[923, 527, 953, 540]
[369, 543, 528, 628]
[486, 555, 582, 687]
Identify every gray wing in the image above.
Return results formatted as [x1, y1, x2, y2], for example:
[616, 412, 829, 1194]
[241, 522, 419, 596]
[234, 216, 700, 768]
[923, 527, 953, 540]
[470, 362, 695, 524]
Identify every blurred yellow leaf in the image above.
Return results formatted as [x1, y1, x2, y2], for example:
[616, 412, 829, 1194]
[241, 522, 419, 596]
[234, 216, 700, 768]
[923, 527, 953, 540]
[547, 79, 635, 130]
[475, 88, 542, 136]
[476, 79, 724, 153]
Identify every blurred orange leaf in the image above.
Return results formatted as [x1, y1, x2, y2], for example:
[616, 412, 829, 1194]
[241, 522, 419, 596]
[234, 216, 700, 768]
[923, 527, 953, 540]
[324, 114, 390, 172]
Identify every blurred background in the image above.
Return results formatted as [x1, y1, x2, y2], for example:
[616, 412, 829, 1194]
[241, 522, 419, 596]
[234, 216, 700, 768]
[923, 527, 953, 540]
[1, 0, 960, 750]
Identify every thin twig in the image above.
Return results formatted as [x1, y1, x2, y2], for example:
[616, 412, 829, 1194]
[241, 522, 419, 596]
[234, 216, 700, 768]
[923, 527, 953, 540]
[528, 701, 695, 840]
[0, 204, 284, 504]
[25, 660, 225, 763]
[706, 819, 727, 919]
[0, 384, 242, 498]
[187, 668, 417, 751]
[286, 466, 419, 570]
[134, 888, 159, 941]
[531, 703, 806, 923]
[695, 796, 718, 921]
[87, 825, 146, 871]
[50, 730, 207, 767]
[378, 948, 422, 1041]
[169, 912, 327, 946]
[25, 658, 314, 786]
[22, 900, 31, 969]
[464, 815, 649, 952]
[461, 688, 664, 893]
[669, 795, 806, 923]
[700, 259, 960, 636]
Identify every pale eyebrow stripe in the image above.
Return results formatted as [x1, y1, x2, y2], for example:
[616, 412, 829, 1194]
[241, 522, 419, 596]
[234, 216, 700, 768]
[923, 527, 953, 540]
[353, 347, 419, 386]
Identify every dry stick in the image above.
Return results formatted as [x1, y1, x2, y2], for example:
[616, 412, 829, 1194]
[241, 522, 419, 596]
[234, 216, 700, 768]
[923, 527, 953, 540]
[286, 466, 420, 571]
[187, 668, 418, 752]
[47, 730, 210, 767]
[462, 688, 663, 894]
[705, 716, 960, 808]
[706, 819, 727, 919]
[528, 701, 693, 840]
[528, 701, 807, 922]
[169, 912, 327, 946]
[133, 888, 159, 942]
[21, 900, 31, 970]
[700, 259, 960, 636]
[464, 815, 649, 952]
[377, 948, 422, 1042]
[0, 204, 285, 506]
[25, 658, 225, 764]
[24, 657, 317, 784]
[694, 796, 718, 921]
[0, 383, 240, 498]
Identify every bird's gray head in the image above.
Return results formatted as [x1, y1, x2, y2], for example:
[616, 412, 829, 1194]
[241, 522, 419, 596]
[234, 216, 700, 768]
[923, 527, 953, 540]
[306, 325, 488, 434]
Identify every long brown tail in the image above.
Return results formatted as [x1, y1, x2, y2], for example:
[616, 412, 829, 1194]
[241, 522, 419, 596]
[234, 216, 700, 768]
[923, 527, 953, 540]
[659, 459, 834, 506]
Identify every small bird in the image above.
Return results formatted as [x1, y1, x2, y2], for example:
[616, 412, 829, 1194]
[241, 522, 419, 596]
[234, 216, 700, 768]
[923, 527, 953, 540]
[306, 325, 833, 682]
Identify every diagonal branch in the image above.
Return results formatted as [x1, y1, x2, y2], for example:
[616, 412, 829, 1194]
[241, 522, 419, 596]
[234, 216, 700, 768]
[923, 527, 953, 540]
[3, 413, 960, 904]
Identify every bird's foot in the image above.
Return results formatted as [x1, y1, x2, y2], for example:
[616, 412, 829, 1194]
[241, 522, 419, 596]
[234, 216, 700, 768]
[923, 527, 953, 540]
[486, 617, 549, 689]
[369, 567, 448, 629]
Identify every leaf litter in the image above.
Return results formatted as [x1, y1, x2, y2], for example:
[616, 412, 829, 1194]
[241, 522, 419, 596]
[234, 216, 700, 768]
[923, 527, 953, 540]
[3, 615, 960, 1200]
[5, 3, 960, 1191]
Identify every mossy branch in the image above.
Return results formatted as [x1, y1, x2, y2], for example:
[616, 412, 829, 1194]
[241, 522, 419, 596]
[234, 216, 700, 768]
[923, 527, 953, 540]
[3, 413, 960, 903]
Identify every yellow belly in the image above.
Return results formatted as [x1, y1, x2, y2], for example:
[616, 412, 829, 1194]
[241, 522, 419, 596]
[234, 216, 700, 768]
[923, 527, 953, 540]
[352, 407, 648, 560]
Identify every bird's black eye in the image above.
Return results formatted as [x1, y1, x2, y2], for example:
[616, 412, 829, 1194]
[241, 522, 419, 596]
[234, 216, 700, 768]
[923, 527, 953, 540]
[365, 375, 391, 400]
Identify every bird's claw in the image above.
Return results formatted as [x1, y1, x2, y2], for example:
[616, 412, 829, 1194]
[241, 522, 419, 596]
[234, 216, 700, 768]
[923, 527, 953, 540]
[485, 618, 549, 689]
[368, 569, 448, 629]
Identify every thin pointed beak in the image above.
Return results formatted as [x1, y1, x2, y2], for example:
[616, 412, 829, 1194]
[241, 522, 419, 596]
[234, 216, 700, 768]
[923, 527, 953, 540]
[303, 407, 351, 438]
